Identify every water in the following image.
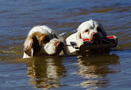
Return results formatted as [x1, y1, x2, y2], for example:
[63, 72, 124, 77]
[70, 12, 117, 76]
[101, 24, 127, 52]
[0, 0, 131, 89]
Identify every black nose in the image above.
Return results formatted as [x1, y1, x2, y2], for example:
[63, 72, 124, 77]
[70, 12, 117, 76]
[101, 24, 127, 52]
[92, 32, 99, 38]
[57, 42, 64, 48]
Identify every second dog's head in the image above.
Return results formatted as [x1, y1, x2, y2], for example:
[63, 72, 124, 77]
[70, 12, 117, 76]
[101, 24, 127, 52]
[76, 19, 107, 41]
[24, 32, 64, 57]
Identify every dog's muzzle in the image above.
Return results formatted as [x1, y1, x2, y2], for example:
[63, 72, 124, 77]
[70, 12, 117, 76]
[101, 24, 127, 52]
[91, 32, 100, 41]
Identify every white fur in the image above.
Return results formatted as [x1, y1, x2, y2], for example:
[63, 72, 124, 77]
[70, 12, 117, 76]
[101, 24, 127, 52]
[77, 19, 106, 39]
[65, 19, 107, 54]
[23, 25, 63, 58]
[28, 25, 57, 39]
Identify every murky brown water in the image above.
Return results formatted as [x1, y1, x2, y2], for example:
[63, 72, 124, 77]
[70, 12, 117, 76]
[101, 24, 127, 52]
[0, 0, 131, 89]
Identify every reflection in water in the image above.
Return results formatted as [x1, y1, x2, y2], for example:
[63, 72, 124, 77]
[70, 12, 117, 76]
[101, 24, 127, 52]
[76, 54, 120, 89]
[26, 56, 66, 89]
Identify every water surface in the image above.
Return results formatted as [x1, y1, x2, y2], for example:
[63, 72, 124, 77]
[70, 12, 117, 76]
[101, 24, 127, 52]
[0, 0, 131, 89]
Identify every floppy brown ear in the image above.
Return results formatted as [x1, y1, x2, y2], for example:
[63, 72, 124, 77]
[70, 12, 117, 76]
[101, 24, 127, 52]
[24, 36, 41, 57]
[76, 31, 81, 40]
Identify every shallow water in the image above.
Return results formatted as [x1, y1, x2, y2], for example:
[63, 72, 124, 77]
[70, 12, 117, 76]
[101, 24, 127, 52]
[0, 0, 131, 89]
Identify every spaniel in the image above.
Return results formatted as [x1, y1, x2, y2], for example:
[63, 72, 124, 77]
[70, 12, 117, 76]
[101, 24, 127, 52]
[65, 19, 107, 54]
[23, 25, 64, 58]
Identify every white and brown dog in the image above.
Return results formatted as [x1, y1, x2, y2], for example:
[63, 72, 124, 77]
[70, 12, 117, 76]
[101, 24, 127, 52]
[65, 19, 107, 54]
[23, 25, 64, 58]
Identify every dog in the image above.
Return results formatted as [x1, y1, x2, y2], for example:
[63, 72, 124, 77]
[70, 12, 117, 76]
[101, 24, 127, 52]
[65, 19, 107, 54]
[23, 25, 64, 58]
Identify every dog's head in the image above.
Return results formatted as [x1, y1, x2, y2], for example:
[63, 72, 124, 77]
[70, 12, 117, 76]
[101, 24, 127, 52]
[24, 32, 64, 57]
[76, 19, 107, 41]
[44, 38, 64, 55]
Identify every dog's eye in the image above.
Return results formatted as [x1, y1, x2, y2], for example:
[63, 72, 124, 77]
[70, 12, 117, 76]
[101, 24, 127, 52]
[85, 29, 89, 32]
[97, 27, 102, 32]
[43, 36, 50, 44]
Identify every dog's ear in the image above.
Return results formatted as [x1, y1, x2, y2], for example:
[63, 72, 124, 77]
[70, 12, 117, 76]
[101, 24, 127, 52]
[76, 31, 81, 40]
[98, 24, 107, 36]
[24, 36, 41, 57]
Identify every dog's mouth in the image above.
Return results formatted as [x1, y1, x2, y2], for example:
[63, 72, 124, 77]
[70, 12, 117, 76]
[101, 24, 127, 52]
[56, 42, 64, 54]
[48, 48, 63, 56]
[90, 32, 101, 41]
[48, 42, 64, 56]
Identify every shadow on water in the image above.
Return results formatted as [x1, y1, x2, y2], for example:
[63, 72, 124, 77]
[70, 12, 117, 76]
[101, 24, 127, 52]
[75, 54, 120, 89]
[25, 56, 66, 89]
[9, 53, 120, 89]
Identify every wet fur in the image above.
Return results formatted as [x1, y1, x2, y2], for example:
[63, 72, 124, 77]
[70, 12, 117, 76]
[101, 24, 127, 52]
[23, 25, 64, 58]
[65, 20, 107, 54]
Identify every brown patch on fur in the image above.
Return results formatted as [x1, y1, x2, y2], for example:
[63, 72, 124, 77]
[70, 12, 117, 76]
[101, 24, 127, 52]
[31, 32, 50, 45]
[39, 34, 50, 45]
[24, 32, 50, 56]
[24, 37, 34, 56]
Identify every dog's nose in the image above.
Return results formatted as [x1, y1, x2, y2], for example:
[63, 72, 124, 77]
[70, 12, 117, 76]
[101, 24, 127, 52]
[57, 42, 64, 48]
[92, 32, 99, 38]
